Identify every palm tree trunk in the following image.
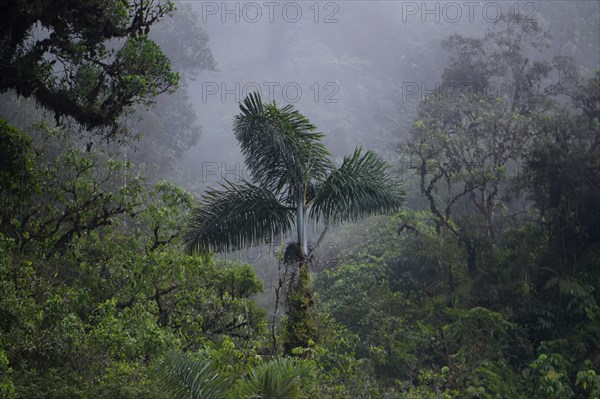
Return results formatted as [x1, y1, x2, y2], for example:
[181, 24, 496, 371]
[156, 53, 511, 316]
[283, 193, 317, 356]
[296, 192, 308, 259]
[283, 260, 316, 356]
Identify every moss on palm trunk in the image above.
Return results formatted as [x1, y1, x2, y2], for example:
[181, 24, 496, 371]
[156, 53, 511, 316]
[283, 261, 317, 356]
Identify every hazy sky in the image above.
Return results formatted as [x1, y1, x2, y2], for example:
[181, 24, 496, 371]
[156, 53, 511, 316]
[177, 0, 600, 193]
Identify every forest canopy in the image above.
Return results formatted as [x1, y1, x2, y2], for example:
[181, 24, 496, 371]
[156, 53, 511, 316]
[0, 0, 179, 130]
[0, 2, 599, 398]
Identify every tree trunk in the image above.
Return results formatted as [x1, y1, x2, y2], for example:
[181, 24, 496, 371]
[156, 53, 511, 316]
[282, 259, 317, 356]
[283, 193, 317, 356]
[466, 239, 477, 277]
[296, 193, 308, 258]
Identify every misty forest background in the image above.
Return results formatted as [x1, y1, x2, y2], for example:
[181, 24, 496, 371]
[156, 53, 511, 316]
[1, 1, 599, 398]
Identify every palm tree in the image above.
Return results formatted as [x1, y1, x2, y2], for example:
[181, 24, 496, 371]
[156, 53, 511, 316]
[158, 352, 230, 399]
[158, 352, 316, 399]
[185, 92, 404, 353]
[235, 357, 316, 398]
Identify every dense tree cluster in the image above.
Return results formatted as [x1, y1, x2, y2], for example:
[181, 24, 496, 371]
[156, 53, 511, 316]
[315, 15, 600, 398]
[0, 3, 598, 399]
[0, 0, 179, 130]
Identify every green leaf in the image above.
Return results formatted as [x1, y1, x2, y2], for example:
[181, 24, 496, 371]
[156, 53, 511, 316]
[184, 180, 294, 252]
[309, 148, 405, 223]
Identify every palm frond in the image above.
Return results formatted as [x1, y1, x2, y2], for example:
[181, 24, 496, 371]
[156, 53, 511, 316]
[184, 180, 295, 253]
[309, 148, 405, 223]
[237, 358, 316, 399]
[157, 352, 230, 399]
[233, 92, 332, 195]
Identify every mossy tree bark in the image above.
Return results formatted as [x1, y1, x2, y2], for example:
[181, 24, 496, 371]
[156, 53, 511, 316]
[283, 259, 317, 357]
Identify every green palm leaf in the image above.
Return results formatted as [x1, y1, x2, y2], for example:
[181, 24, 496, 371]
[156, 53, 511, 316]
[184, 180, 295, 252]
[234, 92, 332, 196]
[157, 352, 230, 399]
[309, 148, 405, 223]
[236, 358, 316, 399]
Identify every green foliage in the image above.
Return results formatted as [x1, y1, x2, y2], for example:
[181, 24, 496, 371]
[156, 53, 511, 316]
[0, 0, 179, 130]
[0, 119, 33, 198]
[235, 357, 317, 399]
[282, 264, 318, 356]
[233, 92, 332, 197]
[0, 120, 36, 237]
[309, 316, 377, 398]
[528, 352, 575, 399]
[0, 125, 268, 398]
[575, 360, 600, 398]
[310, 148, 406, 224]
[158, 352, 317, 399]
[158, 352, 230, 399]
[317, 258, 433, 385]
[0, 344, 15, 399]
[317, 203, 597, 396]
[1, 6, 599, 399]
[186, 181, 296, 253]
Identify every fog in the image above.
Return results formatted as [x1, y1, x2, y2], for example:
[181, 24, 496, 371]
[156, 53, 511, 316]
[177, 0, 599, 194]
[166, 0, 600, 303]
